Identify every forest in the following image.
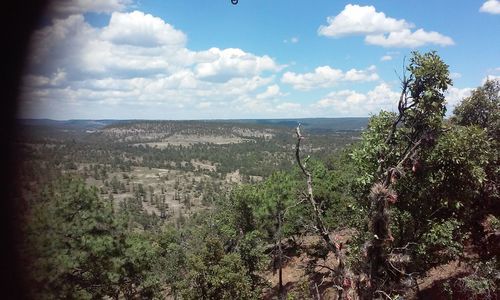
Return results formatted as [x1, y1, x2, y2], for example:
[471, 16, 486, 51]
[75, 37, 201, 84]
[17, 51, 499, 299]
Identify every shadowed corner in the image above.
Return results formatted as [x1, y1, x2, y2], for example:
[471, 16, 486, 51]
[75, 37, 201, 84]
[1, 0, 49, 299]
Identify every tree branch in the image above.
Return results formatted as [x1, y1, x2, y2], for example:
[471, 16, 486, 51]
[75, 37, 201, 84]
[295, 124, 345, 271]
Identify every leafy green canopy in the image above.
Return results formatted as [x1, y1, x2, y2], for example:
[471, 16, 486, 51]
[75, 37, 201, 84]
[349, 53, 498, 280]
[25, 177, 166, 299]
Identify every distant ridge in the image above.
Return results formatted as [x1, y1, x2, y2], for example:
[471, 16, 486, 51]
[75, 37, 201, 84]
[18, 117, 369, 132]
[214, 117, 368, 131]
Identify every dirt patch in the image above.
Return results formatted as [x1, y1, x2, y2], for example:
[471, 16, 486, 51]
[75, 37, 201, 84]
[262, 230, 355, 299]
[226, 169, 242, 183]
[133, 134, 253, 147]
[233, 128, 275, 139]
[83, 166, 226, 222]
[191, 159, 217, 172]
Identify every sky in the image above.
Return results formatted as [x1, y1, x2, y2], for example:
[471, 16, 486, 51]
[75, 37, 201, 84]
[20, 0, 500, 120]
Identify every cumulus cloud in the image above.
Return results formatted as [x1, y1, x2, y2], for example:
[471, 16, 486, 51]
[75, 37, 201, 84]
[311, 83, 400, 116]
[483, 75, 500, 83]
[480, 0, 500, 14]
[276, 102, 302, 111]
[48, 0, 131, 17]
[308, 83, 475, 117]
[101, 11, 187, 48]
[445, 86, 472, 113]
[21, 10, 290, 119]
[318, 4, 454, 48]
[365, 29, 454, 48]
[256, 84, 283, 99]
[281, 65, 379, 90]
[318, 4, 411, 37]
[194, 48, 281, 82]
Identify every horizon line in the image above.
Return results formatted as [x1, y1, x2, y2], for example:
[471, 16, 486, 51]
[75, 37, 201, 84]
[18, 116, 371, 122]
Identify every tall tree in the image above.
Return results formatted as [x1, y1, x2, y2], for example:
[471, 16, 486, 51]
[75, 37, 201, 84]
[352, 51, 452, 296]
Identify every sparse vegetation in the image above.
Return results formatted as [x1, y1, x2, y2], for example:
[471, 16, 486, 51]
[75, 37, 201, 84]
[18, 52, 499, 299]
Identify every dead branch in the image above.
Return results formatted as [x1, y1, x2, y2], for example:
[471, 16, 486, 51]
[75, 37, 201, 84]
[390, 242, 417, 252]
[374, 290, 394, 300]
[295, 125, 343, 263]
[315, 263, 338, 274]
[385, 78, 410, 146]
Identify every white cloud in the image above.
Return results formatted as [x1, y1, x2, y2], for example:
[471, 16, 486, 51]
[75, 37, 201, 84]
[24, 68, 67, 88]
[380, 55, 392, 61]
[319, 4, 454, 48]
[307, 83, 475, 117]
[281, 65, 379, 90]
[365, 29, 454, 48]
[480, 0, 500, 14]
[21, 10, 288, 119]
[48, 0, 131, 16]
[101, 11, 187, 48]
[445, 86, 472, 113]
[256, 84, 283, 99]
[194, 48, 281, 82]
[483, 75, 500, 83]
[318, 4, 411, 37]
[311, 83, 400, 116]
[276, 102, 302, 111]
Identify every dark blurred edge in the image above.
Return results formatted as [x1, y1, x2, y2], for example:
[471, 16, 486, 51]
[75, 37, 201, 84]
[1, 1, 48, 299]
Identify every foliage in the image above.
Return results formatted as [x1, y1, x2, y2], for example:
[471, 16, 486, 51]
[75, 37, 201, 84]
[350, 112, 397, 194]
[25, 176, 165, 299]
[415, 218, 464, 267]
[453, 79, 500, 139]
[455, 258, 499, 299]
[345, 53, 499, 298]
[178, 233, 257, 300]
[19, 54, 500, 299]
[406, 51, 451, 132]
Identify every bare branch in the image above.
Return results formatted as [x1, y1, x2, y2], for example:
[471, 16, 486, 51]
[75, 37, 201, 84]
[295, 124, 309, 177]
[295, 124, 345, 274]
[391, 242, 417, 252]
[374, 290, 395, 300]
[315, 263, 338, 274]
[384, 78, 410, 146]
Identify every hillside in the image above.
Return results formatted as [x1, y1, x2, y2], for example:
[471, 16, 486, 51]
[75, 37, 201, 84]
[16, 55, 500, 300]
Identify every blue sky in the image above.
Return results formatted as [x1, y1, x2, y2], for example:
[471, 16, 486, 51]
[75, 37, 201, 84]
[21, 0, 500, 120]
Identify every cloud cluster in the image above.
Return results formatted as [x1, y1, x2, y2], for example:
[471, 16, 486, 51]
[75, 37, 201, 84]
[312, 83, 400, 116]
[22, 1, 471, 120]
[309, 84, 475, 117]
[445, 87, 472, 112]
[194, 48, 280, 82]
[483, 75, 500, 83]
[101, 10, 187, 47]
[281, 65, 379, 90]
[480, 0, 500, 14]
[47, 0, 131, 17]
[22, 10, 287, 119]
[318, 4, 454, 48]
[365, 29, 454, 48]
